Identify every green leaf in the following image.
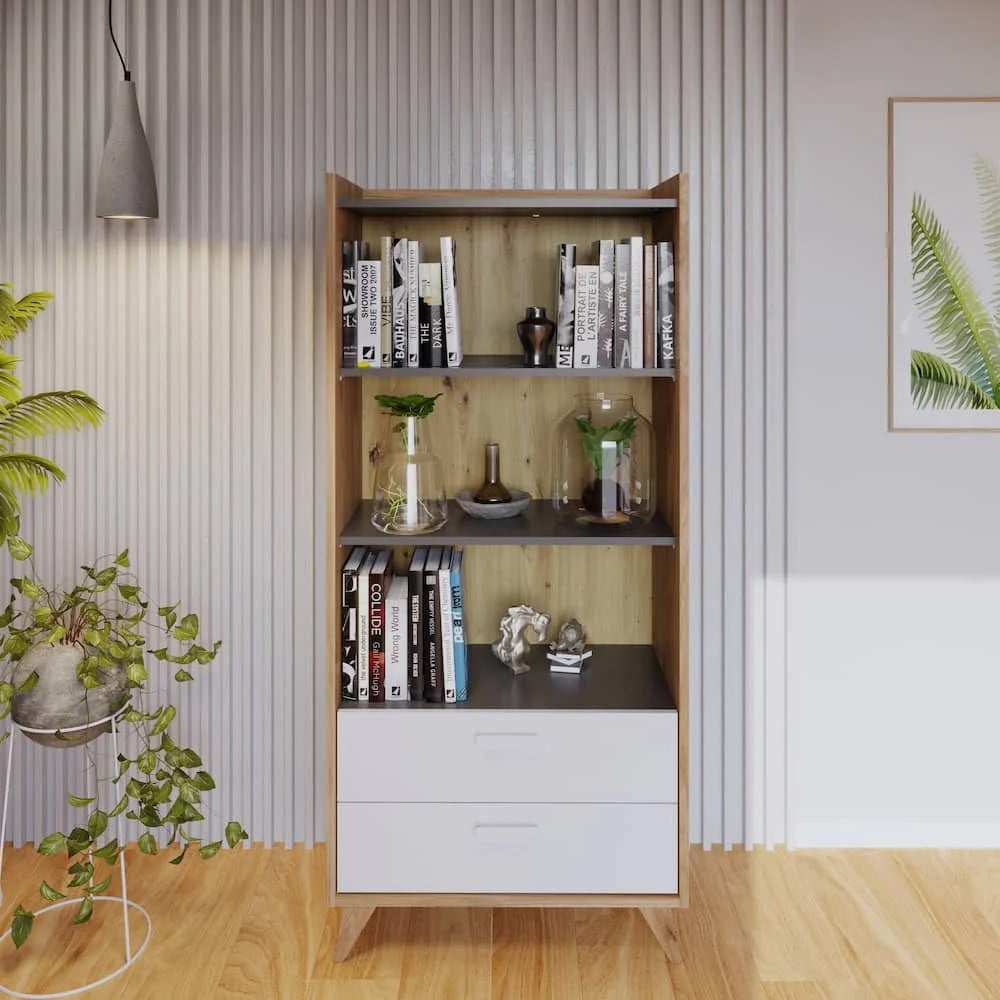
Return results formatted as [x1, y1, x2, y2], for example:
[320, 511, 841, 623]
[174, 668, 194, 682]
[20, 577, 41, 600]
[151, 704, 177, 736]
[93, 566, 117, 589]
[39, 880, 65, 901]
[910, 349, 999, 409]
[137, 749, 156, 774]
[177, 748, 202, 768]
[11, 905, 34, 948]
[118, 583, 140, 601]
[87, 810, 108, 838]
[0, 453, 65, 494]
[171, 613, 199, 642]
[179, 782, 201, 804]
[137, 832, 159, 855]
[114, 549, 130, 568]
[6, 536, 31, 561]
[93, 838, 120, 861]
[0, 681, 13, 704]
[37, 832, 66, 856]
[225, 821, 249, 848]
[67, 793, 95, 808]
[126, 661, 148, 684]
[72, 896, 94, 925]
[193, 770, 216, 791]
[199, 840, 223, 860]
[66, 827, 92, 858]
[108, 794, 129, 818]
[90, 876, 112, 895]
[15, 669, 38, 693]
[169, 843, 190, 865]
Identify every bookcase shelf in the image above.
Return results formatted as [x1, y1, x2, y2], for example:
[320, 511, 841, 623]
[339, 354, 676, 379]
[338, 644, 677, 712]
[339, 500, 676, 547]
[341, 194, 678, 217]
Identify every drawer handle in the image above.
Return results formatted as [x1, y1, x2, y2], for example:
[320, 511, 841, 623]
[473, 732, 539, 760]
[473, 822, 539, 846]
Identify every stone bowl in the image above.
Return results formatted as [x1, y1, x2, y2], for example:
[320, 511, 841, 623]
[455, 488, 531, 520]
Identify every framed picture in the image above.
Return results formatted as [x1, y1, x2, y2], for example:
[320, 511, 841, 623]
[889, 97, 1000, 430]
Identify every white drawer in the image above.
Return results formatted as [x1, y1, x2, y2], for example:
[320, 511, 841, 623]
[337, 802, 678, 894]
[337, 710, 677, 804]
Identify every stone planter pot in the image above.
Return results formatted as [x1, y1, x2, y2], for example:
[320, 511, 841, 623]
[10, 643, 128, 747]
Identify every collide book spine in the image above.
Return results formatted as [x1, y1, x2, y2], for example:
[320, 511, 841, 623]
[357, 258, 382, 367]
[423, 547, 443, 702]
[440, 237, 463, 367]
[555, 243, 577, 369]
[367, 550, 392, 703]
[340, 546, 366, 701]
[384, 577, 409, 701]
[341, 240, 366, 368]
[391, 237, 409, 367]
[450, 550, 468, 702]
[407, 548, 426, 701]
[356, 551, 376, 701]
[437, 547, 456, 704]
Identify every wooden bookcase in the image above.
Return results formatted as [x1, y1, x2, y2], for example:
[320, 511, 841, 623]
[325, 174, 689, 961]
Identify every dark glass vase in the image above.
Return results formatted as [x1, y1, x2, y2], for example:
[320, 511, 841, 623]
[473, 443, 512, 504]
[516, 306, 555, 367]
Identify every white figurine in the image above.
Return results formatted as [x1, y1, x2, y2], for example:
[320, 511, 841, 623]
[492, 604, 551, 675]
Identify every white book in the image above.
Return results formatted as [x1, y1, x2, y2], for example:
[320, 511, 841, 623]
[384, 577, 409, 701]
[440, 237, 463, 367]
[380, 236, 394, 367]
[628, 236, 644, 367]
[406, 240, 421, 367]
[438, 548, 456, 703]
[356, 551, 376, 700]
[357, 259, 382, 368]
[573, 265, 600, 369]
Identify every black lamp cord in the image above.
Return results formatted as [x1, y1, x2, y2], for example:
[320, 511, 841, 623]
[108, 0, 131, 81]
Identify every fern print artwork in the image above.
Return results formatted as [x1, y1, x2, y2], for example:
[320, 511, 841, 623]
[891, 99, 1000, 429]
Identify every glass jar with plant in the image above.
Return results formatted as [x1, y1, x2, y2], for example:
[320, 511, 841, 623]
[552, 392, 656, 525]
[0, 543, 248, 948]
[370, 392, 448, 534]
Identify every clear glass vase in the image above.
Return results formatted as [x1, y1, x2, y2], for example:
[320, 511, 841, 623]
[552, 392, 656, 526]
[371, 414, 448, 534]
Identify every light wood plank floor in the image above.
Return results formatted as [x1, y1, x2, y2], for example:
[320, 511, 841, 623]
[0, 844, 998, 998]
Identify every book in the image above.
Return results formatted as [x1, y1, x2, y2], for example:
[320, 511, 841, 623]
[592, 239, 616, 368]
[341, 240, 366, 368]
[555, 243, 577, 369]
[614, 242, 631, 368]
[380, 236, 394, 367]
[367, 549, 393, 702]
[340, 546, 367, 700]
[357, 258, 382, 367]
[437, 547, 456, 703]
[656, 241, 676, 368]
[644, 243, 656, 370]
[449, 549, 468, 701]
[440, 237, 464, 367]
[418, 263, 445, 368]
[423, 547, 443, 702]
[406, 240, 421, 367]
[356, 550, 376, 700]
[391, 237, 409, 367]
[572, 264, 600, 369]
[384, 577, 409, 700]
[628, 236, 644, 367]
[407, 548, 427, 701]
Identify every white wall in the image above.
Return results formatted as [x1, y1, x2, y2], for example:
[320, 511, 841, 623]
[787, 0, 1000, 846]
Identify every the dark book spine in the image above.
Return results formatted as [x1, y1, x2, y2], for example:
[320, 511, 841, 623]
[423, 567, 443, 702]
[418, 263, 444, 368]
[341, 240, 360, 368]
[408, 555, 425, 701]
[656, 241, 676, 369]
[593, 239, 616, 368]
[368, 567, 387, 703]
[340, 557, 361, 700]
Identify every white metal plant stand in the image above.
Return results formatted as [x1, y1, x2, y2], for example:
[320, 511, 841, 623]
[0, 711, 152, 999]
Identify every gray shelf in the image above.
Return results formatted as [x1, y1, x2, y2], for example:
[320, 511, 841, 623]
[339, 355, 676, 379]
[339, 644, 677, 711]
[340, 196, 677, 217]
[339, 500, 676, 547]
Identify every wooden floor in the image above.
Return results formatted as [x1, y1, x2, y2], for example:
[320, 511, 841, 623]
[0, 844, 998, 998]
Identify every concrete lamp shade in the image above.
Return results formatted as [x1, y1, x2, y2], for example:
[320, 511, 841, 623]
[96, 79, 158, 219]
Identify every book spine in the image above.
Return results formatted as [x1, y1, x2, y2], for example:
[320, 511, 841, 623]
[440, 237, 464, 367]
[357, 561, 371, 701]
[341, 240, 360, 368]
[644, 244, 656, 370]
[628, 236, 644, 368]
[555, 243, 577, 369]
[438, 557, 456, 703]
[572, 265, 600, 369]
[406, 241, 421, 367]
[340, 557, 360, 701]
[418, 263, 445, 368]
[357, 259, 382, 368]
[450, 558, 468, 702]
[656, 241, 676, 369]
[391, 237, 409, 367]
[385, 582, 409, 700]
[424, 568, 443, 702]
[368, 566, 388, 703]
[408, 558, 425, 701]
[380, 236, 394, 368]
[593, 239, 615, 368]
[614, 242, 631, 368]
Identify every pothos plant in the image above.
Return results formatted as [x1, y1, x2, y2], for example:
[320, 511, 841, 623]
[0, 543, 248, 947]
[574, 414, 638, 520]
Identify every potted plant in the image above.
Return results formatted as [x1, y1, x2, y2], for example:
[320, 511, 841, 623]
[370, 392, 448, 534]
[0, 544, 248, 947]
[0, 284, 104, 546]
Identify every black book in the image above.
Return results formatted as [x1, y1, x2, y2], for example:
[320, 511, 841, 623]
[341, 240, 367, 368]
[592, 239, 615, 367]
[367, 549, 393, 703]
[423, 547, 443, 701]
[407, 548, 427, 700]
[340, 546, 367, 700]
[418, 263, 445, 367]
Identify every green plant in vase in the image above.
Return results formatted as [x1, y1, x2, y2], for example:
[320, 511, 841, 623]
[370, 393, 448, 534]
[575, 413, 638, 524]
[0, 544, 248, 947]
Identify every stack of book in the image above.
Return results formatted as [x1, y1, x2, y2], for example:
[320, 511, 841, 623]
[554, 239, 675, 370]
[341, 237, 463, 369]
[340, 546, 469, 704]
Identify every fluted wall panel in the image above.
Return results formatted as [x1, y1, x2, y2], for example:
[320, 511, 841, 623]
[1, 0, 787, 850]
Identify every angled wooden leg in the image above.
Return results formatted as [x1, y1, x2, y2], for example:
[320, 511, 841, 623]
[333, 906, 377, 962]
[639, 907, 682, 964]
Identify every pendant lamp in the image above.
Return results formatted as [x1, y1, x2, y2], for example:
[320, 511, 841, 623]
[96, 0, 158, 219]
